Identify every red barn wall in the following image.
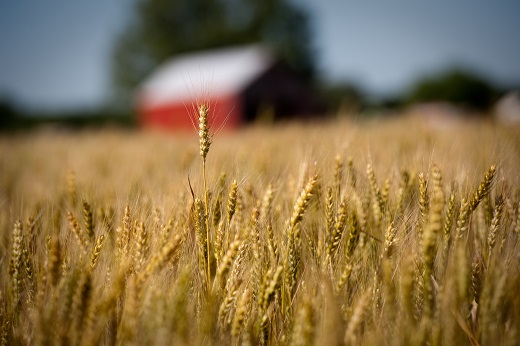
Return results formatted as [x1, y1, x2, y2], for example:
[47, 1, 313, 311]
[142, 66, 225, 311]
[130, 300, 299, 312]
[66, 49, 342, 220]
[138, 94, 242, 131]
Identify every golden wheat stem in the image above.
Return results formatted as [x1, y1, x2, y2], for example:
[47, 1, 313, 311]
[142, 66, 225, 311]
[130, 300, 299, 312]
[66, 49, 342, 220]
[325, 199, 347, 259]
[334, 155, 343, 199]
[442, 192, 456, 261]
[515, 201, 520, 234]
[422, 165, 444, 320]
[197, 103, 212, 286]
[347, 156, 356, 188]
[469, 165, 496, 212]
[418, 172, 429, 241]
[383, 222, 397, 259]
[345, 291, 371, 344]
[232, 288, 250, 339]
[202, 160, 211, 286]
[83, 200, 95, 240]
[290, 299, 314, 346]
[9, 220, 23, 309]
[67, 211, 89, 256]
[486, 195, 504, 267]
[90, 234, 105, 270]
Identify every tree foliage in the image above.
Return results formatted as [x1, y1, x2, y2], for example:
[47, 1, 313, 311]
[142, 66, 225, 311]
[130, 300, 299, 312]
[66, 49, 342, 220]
[111, 0, 315, 109]
[406, 69, 498, 111]
[319, 82, 366, 115]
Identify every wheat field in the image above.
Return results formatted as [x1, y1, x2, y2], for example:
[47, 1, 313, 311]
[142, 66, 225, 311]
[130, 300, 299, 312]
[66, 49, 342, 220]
[1, 113, 519, 345]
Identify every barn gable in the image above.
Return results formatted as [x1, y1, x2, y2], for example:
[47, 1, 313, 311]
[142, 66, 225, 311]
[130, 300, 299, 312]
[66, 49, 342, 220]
[137, 44, 323, 130]
[137, 45, 270, 130]
[241, 62, 325, 122]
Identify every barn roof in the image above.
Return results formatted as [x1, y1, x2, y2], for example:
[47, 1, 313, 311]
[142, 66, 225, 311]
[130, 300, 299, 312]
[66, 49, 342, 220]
[139, 45, 274, 108]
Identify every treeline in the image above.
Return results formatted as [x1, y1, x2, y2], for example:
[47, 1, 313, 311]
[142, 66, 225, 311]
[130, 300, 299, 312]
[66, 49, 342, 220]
[0, 101, 134, 132]
[321, 67, 507, 115]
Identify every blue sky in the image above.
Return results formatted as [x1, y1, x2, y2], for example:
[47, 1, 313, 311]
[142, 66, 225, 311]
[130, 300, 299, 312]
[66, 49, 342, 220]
[0, 0, 519, 110]
[303, 0, 520, 94]
[0, 1, 132, 110]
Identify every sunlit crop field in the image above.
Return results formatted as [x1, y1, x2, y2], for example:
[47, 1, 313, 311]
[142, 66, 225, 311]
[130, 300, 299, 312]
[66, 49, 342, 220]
[1, 115, 519, 345]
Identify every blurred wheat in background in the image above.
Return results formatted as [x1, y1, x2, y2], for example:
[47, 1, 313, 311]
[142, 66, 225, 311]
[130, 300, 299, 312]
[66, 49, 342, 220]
[1, 113, 519, 345]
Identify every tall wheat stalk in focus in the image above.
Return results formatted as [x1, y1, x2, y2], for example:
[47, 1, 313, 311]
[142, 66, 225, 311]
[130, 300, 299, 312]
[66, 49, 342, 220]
[198, 102, 212, 286]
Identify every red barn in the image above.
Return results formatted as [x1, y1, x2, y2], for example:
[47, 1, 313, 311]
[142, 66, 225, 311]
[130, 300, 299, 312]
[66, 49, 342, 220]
[137, 45, 324, 130]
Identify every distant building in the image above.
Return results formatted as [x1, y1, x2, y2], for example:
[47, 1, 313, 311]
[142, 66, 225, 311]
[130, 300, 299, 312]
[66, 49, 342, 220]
[495, 91, 520, 124]
[406, 102, 466, 129]
[137, 45, 324, 130]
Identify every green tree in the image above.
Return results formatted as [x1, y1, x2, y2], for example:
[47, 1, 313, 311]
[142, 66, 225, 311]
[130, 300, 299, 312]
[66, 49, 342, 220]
[406, 68, 498, 111]
[111, 0, 315, 110]
[0, 99, 20, 131]
[319, 81, 366, 114]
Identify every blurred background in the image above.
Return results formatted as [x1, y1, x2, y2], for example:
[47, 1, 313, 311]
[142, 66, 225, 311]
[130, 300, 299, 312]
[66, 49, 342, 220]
[1, 0, 520, 131]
